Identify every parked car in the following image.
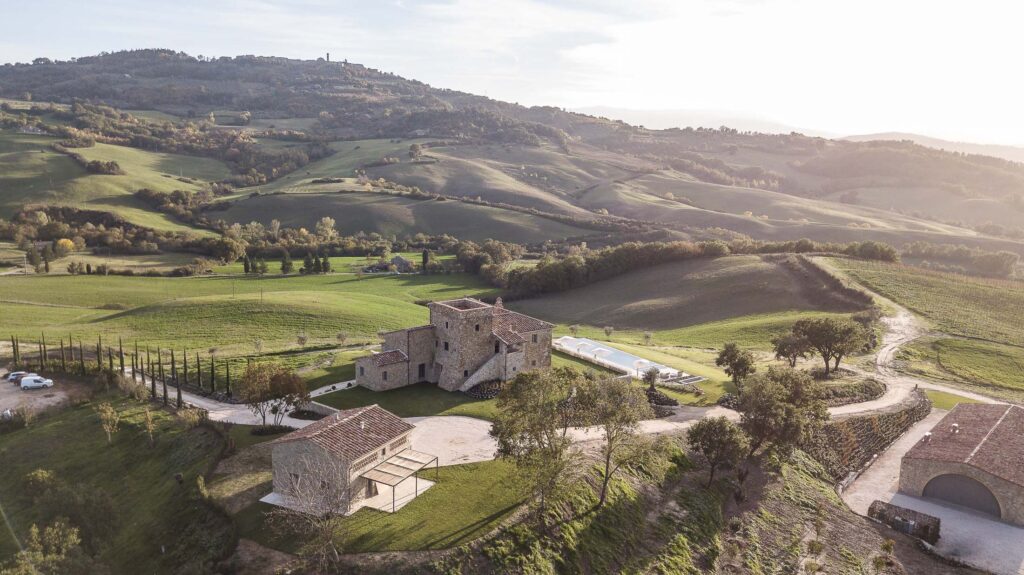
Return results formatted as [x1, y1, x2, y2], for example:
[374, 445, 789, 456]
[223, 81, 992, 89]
[8, 372, 36, 384]
[20, 376, 54, 390]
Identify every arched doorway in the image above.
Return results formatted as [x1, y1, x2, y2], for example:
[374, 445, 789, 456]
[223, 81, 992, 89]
[923, 474, 1001, 517]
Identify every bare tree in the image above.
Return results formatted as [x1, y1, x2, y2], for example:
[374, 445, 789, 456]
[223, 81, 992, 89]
[568, 325, 579, 337]
[336, 332, 348, 346]
[95, 403, 121, 445]
[143, 407, 156, 447]
[603, 326, 614, 338]
[267, 455, 352, 572]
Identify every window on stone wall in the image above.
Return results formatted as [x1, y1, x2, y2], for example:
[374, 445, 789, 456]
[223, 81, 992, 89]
[463, 370, 469, 377]
[445, 321, 449, 329]
[444, 342, 449, 351]
[494, 341, 500, 354]
[359, 366, 364, 376]
[382, 371, 388, 381]
[532, 334, 538, 343]
[532, 360, 537, 366]
[475, 324, 480, 331]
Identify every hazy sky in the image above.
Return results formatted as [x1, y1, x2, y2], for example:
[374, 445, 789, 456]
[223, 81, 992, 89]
[4, 0, 1022, 145]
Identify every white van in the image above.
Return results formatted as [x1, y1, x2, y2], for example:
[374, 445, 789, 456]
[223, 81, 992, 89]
[20, 376, 54, 390]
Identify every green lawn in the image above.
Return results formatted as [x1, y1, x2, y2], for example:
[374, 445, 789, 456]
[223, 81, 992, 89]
[924, 389, 985, 411]
[611, 343, 735, 405]
[316, 381, 498, 421]
[236, 459, 527, 553]
[0, 395, 232, 573]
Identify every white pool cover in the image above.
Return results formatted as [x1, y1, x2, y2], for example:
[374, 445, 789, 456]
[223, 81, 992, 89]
[553, 336, 682, 379]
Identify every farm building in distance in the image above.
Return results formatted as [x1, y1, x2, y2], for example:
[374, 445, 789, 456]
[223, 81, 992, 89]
[356, 297, 553, 392]
[264, 404, 438, 514]
[899, 403, 1024, 526]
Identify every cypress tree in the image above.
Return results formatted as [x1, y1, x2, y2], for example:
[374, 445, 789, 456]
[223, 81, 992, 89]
[243, 255, 251, 274]
[196, 352, 203, 391]
[322, 255, 332, 273]
[119, 338, 125, 375]
[107, 348, 114, 372]
[41, 334, 47, 369]
[96, 336, 103, 371]
[312, 254, 323, 274]
[37, 340, 43, 371]
[11, 336, 18, 366]
[302, 252, 315, 274]
[422, 248, 429, 274]
[210, 357, 215, 392]
[79, 340, 85, 374]
[60, 339, 66, 372]
[225, 361, 231, 397]
[172, 349, 181, 408]
[280, 250, 293, 274]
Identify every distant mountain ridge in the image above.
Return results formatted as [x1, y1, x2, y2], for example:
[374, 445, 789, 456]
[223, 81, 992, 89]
[845, 132, 1024, 164]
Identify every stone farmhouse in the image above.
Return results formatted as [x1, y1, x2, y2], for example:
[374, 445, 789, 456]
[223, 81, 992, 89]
[355, 297, 553, 393]
[900, 403, 1024, 525]
[265, 404, 438, 514]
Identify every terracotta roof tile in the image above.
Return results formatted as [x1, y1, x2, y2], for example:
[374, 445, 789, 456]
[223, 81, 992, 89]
[371, 349, 408, 367]
[492, 309, 552, 334]
[905, 403, 1024, 486]
[271, 405, 414, 461]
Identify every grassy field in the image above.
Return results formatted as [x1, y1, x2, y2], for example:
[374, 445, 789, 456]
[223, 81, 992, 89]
[217, 191, 596, 244]
[0, 270, 497, 355]
[900, 337, 1024, 402]
[0, 394, 232, 573]
[0, 129, 226, 233]
[924, 389, 985, 411]
[550, 310, 851, 351]
[828, 258, 1024, 347]
[513, 256, 858, 349]
[236, 459, 527, 553]
[316, 381, 498, 420]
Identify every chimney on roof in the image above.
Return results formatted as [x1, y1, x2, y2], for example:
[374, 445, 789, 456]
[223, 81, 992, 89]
[923, 432, 932, 442]
[494, 297, 504, 309]
[360, 420, 366, 432]
[951, 423, 960, 434]
[326, 52, 330, 62]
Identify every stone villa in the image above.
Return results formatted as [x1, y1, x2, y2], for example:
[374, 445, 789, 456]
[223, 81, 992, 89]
[900, 403, 1024, 525]
[265, 404, 438, 514]
[355, 297, 553, 392]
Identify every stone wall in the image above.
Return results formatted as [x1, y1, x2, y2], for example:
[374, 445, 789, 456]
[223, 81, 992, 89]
[523, 329, 552, 371]
[805, 390, 932, 484]
[868, 500, 941, 544]
[355, 356, 410, 391]
[430, 303, 495, 391]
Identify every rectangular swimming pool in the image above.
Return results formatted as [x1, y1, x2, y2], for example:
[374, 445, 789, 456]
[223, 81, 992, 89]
[553, 336, 685, 379]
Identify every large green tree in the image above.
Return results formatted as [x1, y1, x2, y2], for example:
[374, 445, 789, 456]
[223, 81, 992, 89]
[792, 318, 866, 375]
[687, 416, 749, 487]
[716, 343, 756, 391]
[738, 367, 828, 457]
[490, 367, 588, 523]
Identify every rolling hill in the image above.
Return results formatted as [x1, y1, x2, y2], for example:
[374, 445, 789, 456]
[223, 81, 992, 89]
[510, 254, 861, 347]
[3, 50, 1024, 257]
[215, 190, 598, 243]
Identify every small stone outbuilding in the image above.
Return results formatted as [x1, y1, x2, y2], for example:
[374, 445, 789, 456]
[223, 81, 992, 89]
[264, 404, 437, 514]
[899, 403, 1024, 525]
